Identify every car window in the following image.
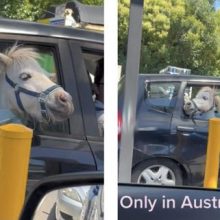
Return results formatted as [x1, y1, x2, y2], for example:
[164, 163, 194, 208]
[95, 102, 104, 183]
[0, 43, 69, 134]
[82, 49, 104, 137]
[183, 84, 220, 120]
[145, 82, 180, 112]
[37, 49, 57, 82]
[35, 47, 69, 134]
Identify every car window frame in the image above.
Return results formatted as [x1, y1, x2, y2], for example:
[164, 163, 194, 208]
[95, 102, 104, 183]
[0, 34, 85, 139]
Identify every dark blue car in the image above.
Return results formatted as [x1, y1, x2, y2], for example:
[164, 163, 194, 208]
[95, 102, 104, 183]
[118, 73, 220, 186]
[0, 18, 104, 193]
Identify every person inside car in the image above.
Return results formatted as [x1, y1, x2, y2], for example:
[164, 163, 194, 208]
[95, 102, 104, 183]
[94, 58, 104, 136]
[88, 58, 104, 136]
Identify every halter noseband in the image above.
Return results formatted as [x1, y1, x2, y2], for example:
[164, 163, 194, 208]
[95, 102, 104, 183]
[5, 74, 61, 122]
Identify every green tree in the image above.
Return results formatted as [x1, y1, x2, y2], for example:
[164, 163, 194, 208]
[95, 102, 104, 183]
[118, 0, 130, 68]
[80, 0, 103, 4]
[119, 0, 220, 76]
[214, 9, 220, 73]
[168, 0, 218, 75]
[0, 0, 103, 21]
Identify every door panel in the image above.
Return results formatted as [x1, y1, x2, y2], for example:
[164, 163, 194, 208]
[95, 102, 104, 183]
[134, 81, 180, 155]
[170, 83, 220, 185]
[0, 35, 97, 192]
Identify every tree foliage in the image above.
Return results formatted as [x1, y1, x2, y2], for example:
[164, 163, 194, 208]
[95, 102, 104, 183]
[0, 0, 103, 21]
[119, 0, 220, 76]
[80, 0, 103, 4]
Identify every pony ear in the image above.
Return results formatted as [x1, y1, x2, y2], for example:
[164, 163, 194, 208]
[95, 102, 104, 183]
[0, 53, 12, 67]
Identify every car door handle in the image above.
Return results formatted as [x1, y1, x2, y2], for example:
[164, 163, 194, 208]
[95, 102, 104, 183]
[137, 127, 158, 131]
[177, 126, 194, 132]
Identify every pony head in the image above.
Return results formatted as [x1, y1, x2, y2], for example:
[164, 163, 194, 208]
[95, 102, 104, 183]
[183, 86, 214, 116]
[0, 45, 74, 123]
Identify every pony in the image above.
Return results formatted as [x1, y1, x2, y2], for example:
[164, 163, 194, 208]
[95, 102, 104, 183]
[0, 45, 74, 124]
[183, 86, 220, 118]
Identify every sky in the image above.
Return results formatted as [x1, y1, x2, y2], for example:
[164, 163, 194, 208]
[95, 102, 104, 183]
[215, 0, 220, 9]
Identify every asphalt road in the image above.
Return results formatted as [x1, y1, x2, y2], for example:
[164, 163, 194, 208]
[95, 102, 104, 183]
[33, 190, 57, 220]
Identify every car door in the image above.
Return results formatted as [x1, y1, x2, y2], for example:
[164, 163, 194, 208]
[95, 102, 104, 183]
[170, 81, 220, 185]
[0, 35, 97, 192]
[134, 80, 181, 160]
[69, 40, 104, 171]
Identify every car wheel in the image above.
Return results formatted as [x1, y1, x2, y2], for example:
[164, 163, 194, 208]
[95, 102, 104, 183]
[47, 203, 56, 220]
[132, 159, 183, 186]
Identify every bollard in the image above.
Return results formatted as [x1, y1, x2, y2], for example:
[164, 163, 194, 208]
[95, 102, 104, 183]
[204, 118, 220, 188]
[0, 124, 33, 220]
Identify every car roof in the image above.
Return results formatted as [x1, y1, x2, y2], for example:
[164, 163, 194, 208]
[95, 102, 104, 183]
[139, 73, 220, 83]
[0, 18, 103, 44]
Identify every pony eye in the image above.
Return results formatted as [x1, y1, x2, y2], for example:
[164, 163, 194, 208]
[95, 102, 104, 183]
[19, 72, 32, 81]
[203, 96, 208, 100]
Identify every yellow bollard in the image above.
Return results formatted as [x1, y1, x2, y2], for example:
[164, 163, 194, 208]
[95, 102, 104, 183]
[204, 118, 220, 188]
[0, 124, 33, 220]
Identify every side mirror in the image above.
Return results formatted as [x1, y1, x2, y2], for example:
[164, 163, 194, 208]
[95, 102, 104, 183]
[118, 184, 220, 220]
[20, 172, 104, 220]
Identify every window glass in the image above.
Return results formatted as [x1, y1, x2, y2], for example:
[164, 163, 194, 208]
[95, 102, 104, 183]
[37, 50, 57, 83]
[145, 82, 180, 112]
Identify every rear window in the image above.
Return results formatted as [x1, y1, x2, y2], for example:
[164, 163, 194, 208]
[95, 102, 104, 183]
[145, 81, 180, 112]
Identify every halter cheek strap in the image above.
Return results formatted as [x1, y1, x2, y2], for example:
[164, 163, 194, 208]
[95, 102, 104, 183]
[5, 74, 61, 122]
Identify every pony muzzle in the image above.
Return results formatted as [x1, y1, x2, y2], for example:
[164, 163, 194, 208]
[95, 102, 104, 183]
[45, 91, 74, 121]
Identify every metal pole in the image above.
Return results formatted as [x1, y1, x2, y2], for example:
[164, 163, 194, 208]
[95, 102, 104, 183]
[118, 0, 144, 183]
[203, 118, 220, 188]
[0, 124, 33, 220]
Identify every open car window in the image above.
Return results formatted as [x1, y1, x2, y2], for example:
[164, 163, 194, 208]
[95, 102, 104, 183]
[183, 84, 220, 120]
[0, 43, 69, 135]
[82, 49, 104, 137]
[34, 46, 69, 134]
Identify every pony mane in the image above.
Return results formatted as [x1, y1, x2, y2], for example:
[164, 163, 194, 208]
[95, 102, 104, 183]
[198, 86, 213, 92]
[5, 45, 40, 64]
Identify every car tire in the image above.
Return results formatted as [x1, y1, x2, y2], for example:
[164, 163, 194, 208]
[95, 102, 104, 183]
[132, 159, 183, 186]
